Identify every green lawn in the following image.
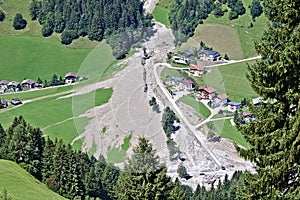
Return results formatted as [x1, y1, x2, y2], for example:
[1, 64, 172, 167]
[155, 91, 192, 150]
[0, 160, 65, 200]
[180, 96, 211, 118]
[161, 67, 183, 82]
[0, 88, 112, 150]
[203, 0, 268, 58]
[179, 24, 244, 60]
[210, 119, 250, 148]
[107, 133, 133, 164]
[204, 61, 258, 101]
[0, 85, 73, 101]
[0, 36, 91, 82]
[152, 5, 171, 27]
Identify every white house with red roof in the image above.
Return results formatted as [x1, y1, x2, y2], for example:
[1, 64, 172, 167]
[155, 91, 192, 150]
[189, 65, 206, 76]
[198, 87, 216, 100]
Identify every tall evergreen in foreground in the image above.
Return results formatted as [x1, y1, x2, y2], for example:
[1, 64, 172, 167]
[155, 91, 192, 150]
[237, 0, 300, 198]
[116, 137, 185, 199]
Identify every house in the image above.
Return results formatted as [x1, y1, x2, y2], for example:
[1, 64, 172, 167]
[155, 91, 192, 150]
[242, 112, 254, 123]
[0, 99, 8, 108]
[0, 80, 9, 89]
[7, 81, 20, 91]
[198, 87, 216, 100]
[182, 80, 194, 90]
[199, 50, 221, 61]
[252, 97, 263, 106]
[217, 93, 229, 105]
[169, 77, 184, 86]
[189, 65, 206, 76]
[21, 79, 36, 89]
[11, 98, 22, 106]
[227, 101, 241, 111]
[180, 50, 194, 58]
[172, 56, 189, 65]
[65, 72, 79, 84]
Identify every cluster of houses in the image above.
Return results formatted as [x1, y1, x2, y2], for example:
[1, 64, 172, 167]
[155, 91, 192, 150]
[0, 72, 80, 94]
[168, 77, 195, 92]
[172, 49, 222, 65]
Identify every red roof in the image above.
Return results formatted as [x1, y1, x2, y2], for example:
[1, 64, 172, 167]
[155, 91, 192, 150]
[198, 87, 216, 94]
[185, 80, 194, 84]
[218, 93, 228, 100]
[190, 65, 205, 71]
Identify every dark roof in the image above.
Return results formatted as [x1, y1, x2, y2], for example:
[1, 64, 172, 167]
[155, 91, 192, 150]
[65, 72, 78, 78]
[11, 98, 22, 105]
[181, 50, 193, 56]
[228, 101, 241, 106]
[201, 50, 219, 56]
[170, 77, 184, 82]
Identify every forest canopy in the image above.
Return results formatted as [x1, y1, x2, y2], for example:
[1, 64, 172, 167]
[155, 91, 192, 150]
[30, 0, 153, 58]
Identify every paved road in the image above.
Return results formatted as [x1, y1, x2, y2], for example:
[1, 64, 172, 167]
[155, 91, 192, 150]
[165, 55, 262, 70]
[154, 63, 222, 166]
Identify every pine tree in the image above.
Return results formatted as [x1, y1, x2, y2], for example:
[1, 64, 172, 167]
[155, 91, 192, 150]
[116, 137, 178, 199]
[237, 0, 300, 198]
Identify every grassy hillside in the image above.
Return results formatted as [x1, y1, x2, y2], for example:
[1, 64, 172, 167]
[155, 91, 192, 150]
[179, 0, 269, 59]
[179, 24, 244, 60]
[0, 160, 65, 200]
[204, 60, 258, 101]
[0, 88, 113, 150]
[152, 0, 172, 27]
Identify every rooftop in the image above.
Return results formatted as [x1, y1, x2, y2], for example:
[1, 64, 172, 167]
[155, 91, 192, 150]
[190, 65, 205, 71]
[198, 86, 216, 94]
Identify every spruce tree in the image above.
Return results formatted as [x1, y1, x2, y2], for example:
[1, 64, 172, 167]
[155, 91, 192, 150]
[237, 0, 300, 198]
[116, 137, 183, 200]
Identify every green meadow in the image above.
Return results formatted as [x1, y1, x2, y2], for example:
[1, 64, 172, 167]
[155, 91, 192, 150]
[204, 61, 258, 101]
[152, 0, 172, 27]
[0, 160, 65, 200]
[0, 88, 112, 150]
[179, 0, 268, 59]
[209, 119, 250, 148]
[180, 96, 211, 118]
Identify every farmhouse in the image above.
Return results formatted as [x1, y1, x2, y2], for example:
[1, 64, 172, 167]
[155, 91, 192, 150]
[198, 87, 216, 100]
[172, 56, 189, 65]
[21, 79, 36, 89]
[0, 99, 8, 108]
[65, 72, 79, 84]
[11, 98, 22, 106]
[182, 79, 195, 90]
[7, 81, 20, 90]
[0, 80, 9, 89]
[199, 50, 221, 61]
[189, 65, 206, 76]
[227, 101, 241, 111]
[180, 50, 194, 58]
[217, 93, 229, 105]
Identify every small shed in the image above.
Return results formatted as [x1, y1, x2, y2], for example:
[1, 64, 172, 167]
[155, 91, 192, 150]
[11, 98, 22, 106]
